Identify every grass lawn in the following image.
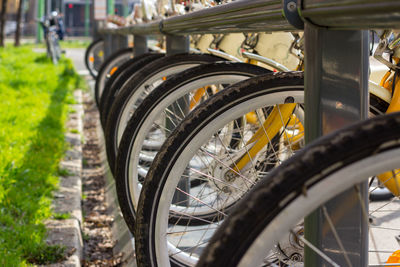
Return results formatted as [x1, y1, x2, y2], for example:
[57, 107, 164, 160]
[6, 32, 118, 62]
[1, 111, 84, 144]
[7, 39, 91, 49]
[0, 47, 83, 265]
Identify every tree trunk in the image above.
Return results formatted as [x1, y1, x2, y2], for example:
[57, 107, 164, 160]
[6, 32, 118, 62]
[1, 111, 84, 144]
[0, 0, 8, 47]
[15, 0, 23, 47]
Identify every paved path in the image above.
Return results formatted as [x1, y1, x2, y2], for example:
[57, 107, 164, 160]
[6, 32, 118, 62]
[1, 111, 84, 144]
[65, 48, 89, 76]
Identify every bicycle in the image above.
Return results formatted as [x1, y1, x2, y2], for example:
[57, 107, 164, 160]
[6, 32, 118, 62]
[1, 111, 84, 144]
[85, 39, 105, 79]
[133, 31, 398, 266]
[113, 32, 300, 238]
[196, 30, 400, 267]
[115, 61, 271, 236]
[105, 32, 292, 176]
[197, 110, 400, 267]
[38, 16, 62, 64]
[94, 47, 134, 106]
[104, 52, 226, 175]
[99, 52, 165, 128]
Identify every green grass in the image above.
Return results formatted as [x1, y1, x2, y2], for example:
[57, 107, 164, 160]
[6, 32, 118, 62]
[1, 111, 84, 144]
[24, 244, 66, 265]
[70, 129, 79, 134]
[13, 39, 91, 49]
[57, 168, 73, 177]
[52, 212, 71, 220]
[0, 46, 82, 266]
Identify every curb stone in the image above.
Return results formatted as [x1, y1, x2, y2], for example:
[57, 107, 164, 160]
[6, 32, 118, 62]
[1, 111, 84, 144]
[87, 78, 136, 266]
[45, 90, 84, 267]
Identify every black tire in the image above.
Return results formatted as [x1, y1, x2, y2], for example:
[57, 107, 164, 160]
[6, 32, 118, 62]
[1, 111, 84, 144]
[369, 186, 394, 201]
[49, 33, 58, 64]
[105, 53, 225, 175]
[197, 111, 400, 267]
[115, 62, 270, 235]
[135, 72, 305, 267]
[94, 47, 133, 107]
[84, 39, 104, 79]
[99, 52, 165, 128]
[134, 72, 389, 267]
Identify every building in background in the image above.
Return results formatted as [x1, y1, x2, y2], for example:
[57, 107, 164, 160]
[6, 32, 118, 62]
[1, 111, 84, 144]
[63, 0, 139, 36]
[0, 0, 139, 38]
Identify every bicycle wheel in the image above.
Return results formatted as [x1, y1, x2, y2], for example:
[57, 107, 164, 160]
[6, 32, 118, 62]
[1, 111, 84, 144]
[85, 39, 104, 79]
[105, 53, 224, 175]
[53, 36, 61, 62]
[116, 62, 270, 234]
[49, 33, 58, 64]
[197, 112, 400, 267]
[134, 71, 390, 267]
[94, 47, 133, 106]
[99, 52, 164, 128]
[135, 72, 306, 267]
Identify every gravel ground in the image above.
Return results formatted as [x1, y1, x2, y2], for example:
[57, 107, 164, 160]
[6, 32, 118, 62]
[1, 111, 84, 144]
[81, 93, 123, 266]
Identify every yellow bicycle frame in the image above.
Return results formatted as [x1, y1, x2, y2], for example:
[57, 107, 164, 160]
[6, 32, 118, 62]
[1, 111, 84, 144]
[231, 104, 297, 173]
[377, 62, 400, 196]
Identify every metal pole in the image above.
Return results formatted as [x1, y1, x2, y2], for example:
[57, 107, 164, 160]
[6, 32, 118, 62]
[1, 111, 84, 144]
[85, 0, 90, 37]
[37, 0, 45, 43]
[107, 0, 115, 15]
[165, 35, 190, 205]
[97, 0, 400, 36]
[122, 0, 129, 17]
[112, 34, 128, 52]
[304, 25, 369, 266]
[133, 35, 148, 56]
[61, 0, 65, 19]
[166, 35, 189, 56]
[46, 0, 51, 14]
[104, 33, 113, 59]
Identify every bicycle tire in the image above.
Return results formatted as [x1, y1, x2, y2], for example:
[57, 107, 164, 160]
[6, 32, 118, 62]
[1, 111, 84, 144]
[115, 62, 270, 235]
[99, 52, 164, 128]
[49, 33, 57, 64]
[94, 47, 133, 107]
[134, 71, 390, 267]
[54, 36, 61, 62]
[85, 39, 104, 79]
[135, 72, 305, 267]
[197, 111, 400, 267]
[105, 53, 225, 175]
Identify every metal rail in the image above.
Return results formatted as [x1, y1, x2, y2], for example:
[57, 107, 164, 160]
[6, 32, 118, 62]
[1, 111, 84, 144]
[98, 0, 400, 36]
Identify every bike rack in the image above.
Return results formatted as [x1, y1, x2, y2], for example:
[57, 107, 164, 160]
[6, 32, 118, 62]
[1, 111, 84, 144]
[97, 0, 400, 265]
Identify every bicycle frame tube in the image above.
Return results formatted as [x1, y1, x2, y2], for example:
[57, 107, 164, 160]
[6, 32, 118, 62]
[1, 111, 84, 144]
[386, 71, 400, 113]
[232, 103, 297, 173]
[377, 71, 400, 195]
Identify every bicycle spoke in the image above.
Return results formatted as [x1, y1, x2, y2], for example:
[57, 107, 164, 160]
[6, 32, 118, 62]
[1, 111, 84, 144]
[322, 205, 353, 267]
[292, 230, 340, 267]
[354, 185, 383, 265]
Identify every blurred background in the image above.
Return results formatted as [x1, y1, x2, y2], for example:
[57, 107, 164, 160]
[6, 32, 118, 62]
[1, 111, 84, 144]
[1, 0, 139, 39]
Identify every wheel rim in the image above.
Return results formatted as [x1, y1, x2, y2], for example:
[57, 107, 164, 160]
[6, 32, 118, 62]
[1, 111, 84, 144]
[125, 74, 256, 214]
[88, 41, 104, 76]
[237, 148, 400, 267]
[151, 88, 305, 266]
[98, 53, 132, 100]
[114, 63, 201, 152]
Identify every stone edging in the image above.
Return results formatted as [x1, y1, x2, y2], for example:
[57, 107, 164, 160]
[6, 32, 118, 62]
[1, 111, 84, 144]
[45, 90, 84, 267]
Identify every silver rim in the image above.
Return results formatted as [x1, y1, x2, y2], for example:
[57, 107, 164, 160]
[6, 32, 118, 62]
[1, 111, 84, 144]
[238, 148, 400, 267]
[125, 74, 257, 213]
[98, 52, 132, 100]
[114, 63, 200, 150]
[88, 41, 104, 75]
[151, 88, 305, 266]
